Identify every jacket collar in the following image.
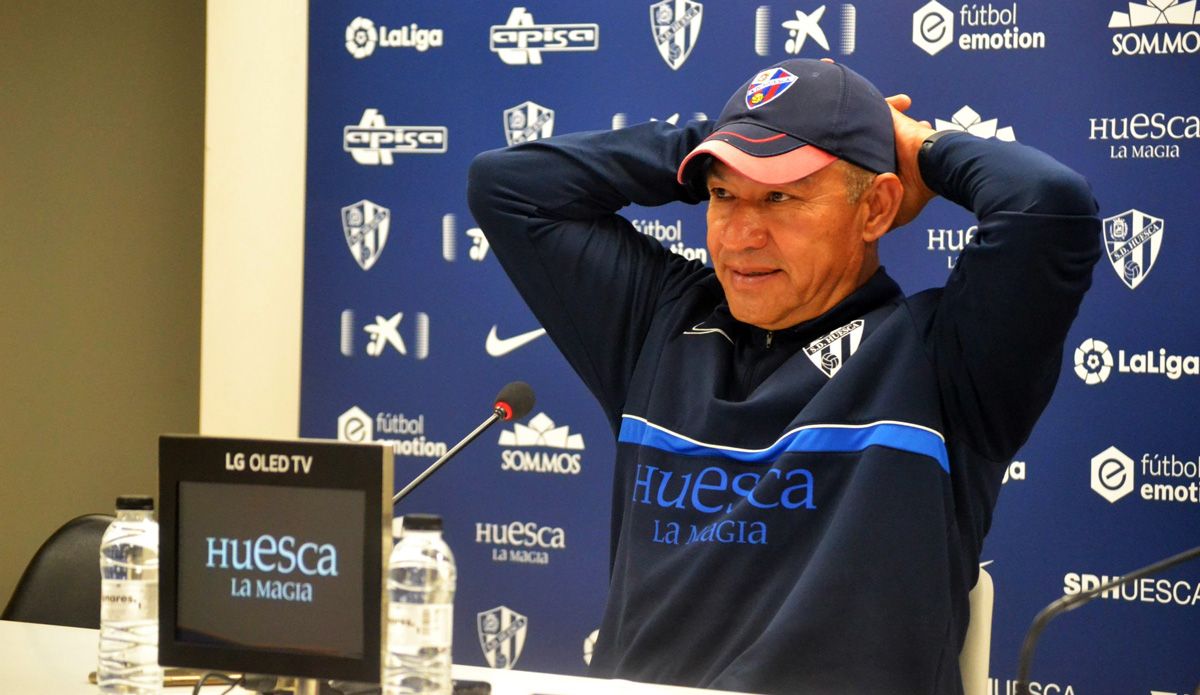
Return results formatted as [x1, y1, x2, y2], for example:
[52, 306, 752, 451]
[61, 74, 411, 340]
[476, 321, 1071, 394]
[704, 267, 903, 346]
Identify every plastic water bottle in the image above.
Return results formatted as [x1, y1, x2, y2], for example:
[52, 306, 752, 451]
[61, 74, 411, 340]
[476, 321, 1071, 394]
[383, 514, 456, 695]
[98, 495, 162, 694]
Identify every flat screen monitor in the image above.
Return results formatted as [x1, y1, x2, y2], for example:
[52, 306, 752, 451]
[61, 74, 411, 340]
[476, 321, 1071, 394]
[159, 435, 392, 682]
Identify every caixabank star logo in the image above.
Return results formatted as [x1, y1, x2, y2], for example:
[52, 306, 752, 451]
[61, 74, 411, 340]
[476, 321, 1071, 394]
[754, 4, 857, 57]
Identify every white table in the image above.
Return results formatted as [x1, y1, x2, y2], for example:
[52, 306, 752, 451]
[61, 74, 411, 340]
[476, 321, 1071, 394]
[0, 620, 753, 694]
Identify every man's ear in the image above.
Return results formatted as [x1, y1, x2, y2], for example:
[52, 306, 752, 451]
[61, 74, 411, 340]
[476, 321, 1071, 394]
[861, 173, 902, 243]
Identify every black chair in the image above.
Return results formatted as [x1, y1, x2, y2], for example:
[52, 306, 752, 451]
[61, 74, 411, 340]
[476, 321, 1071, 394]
[3, 513, 113, 628]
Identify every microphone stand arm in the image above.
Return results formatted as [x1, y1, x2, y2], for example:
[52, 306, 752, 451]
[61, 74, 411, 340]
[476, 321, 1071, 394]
[1016, 543, 1200, 694]
[392, 408, 504, 505]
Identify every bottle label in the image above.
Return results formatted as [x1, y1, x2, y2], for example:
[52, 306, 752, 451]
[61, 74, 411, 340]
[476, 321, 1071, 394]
[388, 603, 452, 647]
[101, 580, 156, 623]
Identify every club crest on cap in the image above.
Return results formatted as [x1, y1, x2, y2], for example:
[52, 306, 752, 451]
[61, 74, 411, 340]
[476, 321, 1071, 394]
[745, 67, 797, 110]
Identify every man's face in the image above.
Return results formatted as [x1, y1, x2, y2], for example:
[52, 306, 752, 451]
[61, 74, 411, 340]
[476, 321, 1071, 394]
[705, 160, 874, 330]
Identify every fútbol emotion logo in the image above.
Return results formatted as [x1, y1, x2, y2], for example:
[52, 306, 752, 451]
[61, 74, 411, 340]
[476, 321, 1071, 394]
[1091, 445, 1200, 506]
[337, 406, 449, 458]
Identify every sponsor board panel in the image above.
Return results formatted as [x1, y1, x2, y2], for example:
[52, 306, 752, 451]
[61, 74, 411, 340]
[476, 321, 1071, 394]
[303, 0, 1200, 688]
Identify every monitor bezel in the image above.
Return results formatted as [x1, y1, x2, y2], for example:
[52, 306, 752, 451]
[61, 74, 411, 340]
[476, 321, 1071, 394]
[159, 434, 392, 682]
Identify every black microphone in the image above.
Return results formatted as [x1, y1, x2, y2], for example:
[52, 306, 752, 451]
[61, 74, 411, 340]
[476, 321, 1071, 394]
[1015, 543, 1200, 695]
[392, 381, 535, 505]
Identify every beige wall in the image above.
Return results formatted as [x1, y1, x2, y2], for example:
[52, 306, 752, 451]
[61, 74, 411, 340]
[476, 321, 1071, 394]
[200, 0, 305, 439]
[0, 2, 205, 607]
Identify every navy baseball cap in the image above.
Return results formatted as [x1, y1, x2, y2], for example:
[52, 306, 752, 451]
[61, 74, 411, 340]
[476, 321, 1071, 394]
[678, 59, 896, 188]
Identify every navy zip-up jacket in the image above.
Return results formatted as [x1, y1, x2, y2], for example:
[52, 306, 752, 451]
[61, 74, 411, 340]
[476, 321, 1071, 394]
[467, 121, 1100, 694]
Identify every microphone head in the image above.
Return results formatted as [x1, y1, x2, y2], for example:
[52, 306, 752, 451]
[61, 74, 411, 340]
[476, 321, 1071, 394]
[494, 381, 535, 421]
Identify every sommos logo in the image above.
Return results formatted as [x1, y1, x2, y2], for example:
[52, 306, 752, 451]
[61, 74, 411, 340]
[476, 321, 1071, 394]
[1108, 1, 1200, 55]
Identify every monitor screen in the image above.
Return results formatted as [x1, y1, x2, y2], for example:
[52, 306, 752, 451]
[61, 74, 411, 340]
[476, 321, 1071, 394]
[159, 435, 392, 682]
[176, 481, 366, 656]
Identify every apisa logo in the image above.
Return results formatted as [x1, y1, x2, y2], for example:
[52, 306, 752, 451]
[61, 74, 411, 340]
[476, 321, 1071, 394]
[341, 200, 389, 271]
[498, 412, 585, 474]
[1108, 0, 1200, 56]
[504, 101, 555, 146]
[754, 5, 857, 57]
[344, 17, 443, 59]
[650, 0, 704, 70]
[489, 8, 599, 66]
[912, 0, 1047, 56]
[1074, 337, 1200, 385]
[339, 309, 429, 360]
[337, 406, 449, 458]
[477, 606, 528, 669]
[344, 109, 447, 164]
[1103, 209, 1164, 289]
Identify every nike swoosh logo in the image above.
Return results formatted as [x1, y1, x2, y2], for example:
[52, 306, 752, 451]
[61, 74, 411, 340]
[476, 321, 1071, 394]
[486, 325, 547, 357]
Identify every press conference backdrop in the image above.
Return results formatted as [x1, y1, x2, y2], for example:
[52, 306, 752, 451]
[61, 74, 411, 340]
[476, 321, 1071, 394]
[299, 2, 1200, 691]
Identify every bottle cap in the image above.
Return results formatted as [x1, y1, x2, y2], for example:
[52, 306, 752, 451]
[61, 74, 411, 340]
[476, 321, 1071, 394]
[116, 495, 155, 511]
[402, 513, 443, 532]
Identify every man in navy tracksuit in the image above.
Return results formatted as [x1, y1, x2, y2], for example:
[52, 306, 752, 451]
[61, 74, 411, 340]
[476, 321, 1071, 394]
[468, 60, 1100, 694]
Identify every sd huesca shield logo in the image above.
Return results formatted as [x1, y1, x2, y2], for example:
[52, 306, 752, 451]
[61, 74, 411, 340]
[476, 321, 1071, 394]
[804, 320, 864, 378]
[341, 199, 390, 271]
[477, 605, 528, 669]
[650, 0, 703, 70]
[504, 101, 555, 146]
[1103, 208, 1163, 290]
[746, 67, 798, 110]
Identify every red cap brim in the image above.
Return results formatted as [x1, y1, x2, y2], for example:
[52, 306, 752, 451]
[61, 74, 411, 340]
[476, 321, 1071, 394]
[677, 139, 837, 187]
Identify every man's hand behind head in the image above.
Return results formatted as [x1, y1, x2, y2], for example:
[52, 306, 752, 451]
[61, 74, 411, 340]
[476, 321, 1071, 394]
[885, 94, 937, 230]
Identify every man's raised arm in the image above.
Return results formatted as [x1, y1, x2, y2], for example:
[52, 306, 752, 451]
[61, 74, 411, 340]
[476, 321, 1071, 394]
[467, 120, 715, 422]
[909, 114, 1101, 462]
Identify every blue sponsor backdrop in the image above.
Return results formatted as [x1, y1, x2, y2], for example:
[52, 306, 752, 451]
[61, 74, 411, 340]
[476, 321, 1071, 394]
[302, 1, 1200, 691]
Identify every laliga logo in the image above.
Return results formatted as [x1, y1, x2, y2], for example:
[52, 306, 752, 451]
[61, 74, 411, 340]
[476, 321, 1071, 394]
[344, 16, 443, 59]
[345, 17, 378, 58]
[1074, 338, 1113, 385]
